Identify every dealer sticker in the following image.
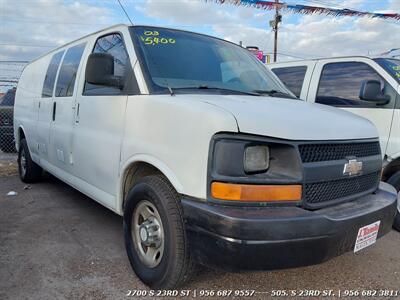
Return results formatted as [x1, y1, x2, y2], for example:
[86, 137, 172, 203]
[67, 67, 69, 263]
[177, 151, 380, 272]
[354, 221, 380, 253]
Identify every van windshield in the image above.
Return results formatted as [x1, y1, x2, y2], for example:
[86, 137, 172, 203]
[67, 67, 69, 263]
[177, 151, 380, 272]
[374, 58, 400, 83]
[130, 26, 294, 98]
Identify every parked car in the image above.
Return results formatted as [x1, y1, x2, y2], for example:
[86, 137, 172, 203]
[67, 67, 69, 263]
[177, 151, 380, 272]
[268, 57, 400, 230]
[14, 25, 397, 289]
[0, 87, 16, 152]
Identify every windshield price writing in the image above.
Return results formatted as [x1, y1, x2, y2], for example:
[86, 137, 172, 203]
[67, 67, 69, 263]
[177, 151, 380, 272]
[140, 30, 176, 45]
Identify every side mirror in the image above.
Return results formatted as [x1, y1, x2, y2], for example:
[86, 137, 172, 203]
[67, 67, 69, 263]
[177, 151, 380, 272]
[85, 53, 124, 89]
[359, 79, 390, 106]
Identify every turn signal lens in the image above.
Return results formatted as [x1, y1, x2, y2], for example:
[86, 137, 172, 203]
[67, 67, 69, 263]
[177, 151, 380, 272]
[211, 182, 302, 202]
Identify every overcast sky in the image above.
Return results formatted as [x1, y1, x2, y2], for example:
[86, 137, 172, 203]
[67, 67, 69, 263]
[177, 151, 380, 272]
[0, 0, 399, 62]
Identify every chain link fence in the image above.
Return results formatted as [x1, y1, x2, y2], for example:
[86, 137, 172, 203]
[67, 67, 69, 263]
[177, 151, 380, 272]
[0, 61, 27, 156]
[0, 61, 27, 175]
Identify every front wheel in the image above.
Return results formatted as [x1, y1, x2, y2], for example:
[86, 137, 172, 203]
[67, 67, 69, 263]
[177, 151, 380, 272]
[387, 171, 400, 231]
[123, 175, 194, 289]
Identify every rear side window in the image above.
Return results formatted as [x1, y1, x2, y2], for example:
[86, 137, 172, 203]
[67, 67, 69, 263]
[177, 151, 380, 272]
[272, 66, 307, 98]
[42, 51, 64, 98]
[83, 33, 130, 95]
[55, 43, 86, 97]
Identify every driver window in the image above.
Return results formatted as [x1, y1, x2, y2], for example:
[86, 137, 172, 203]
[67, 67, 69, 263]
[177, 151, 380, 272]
[83, 33, 129, 95]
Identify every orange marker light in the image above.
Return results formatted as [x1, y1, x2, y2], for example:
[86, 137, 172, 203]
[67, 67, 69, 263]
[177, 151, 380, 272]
[211, 182, 302, 202]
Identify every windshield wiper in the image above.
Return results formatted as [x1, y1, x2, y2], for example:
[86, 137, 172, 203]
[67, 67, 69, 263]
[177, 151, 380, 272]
[173, 85, 260, 96]
[252, 89, 297, 99]
[167, 85, 174, 96]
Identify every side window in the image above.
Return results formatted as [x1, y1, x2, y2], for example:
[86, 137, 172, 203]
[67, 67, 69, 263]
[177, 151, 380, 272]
[42, 51, 64, 98]
[272, 66, 307, 98]
[83, 33, 129, 95]
[316, 62, 393, 107]
[55, 43, 86, 97]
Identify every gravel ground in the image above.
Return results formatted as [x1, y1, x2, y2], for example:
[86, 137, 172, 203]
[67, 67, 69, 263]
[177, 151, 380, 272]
[0, 173, 399, 300]
[0, 153, 17, 177]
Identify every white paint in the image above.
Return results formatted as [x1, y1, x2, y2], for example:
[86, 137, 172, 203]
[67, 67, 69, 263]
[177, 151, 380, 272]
[14, 26, 379, 216]
[269, 56, 400, 161]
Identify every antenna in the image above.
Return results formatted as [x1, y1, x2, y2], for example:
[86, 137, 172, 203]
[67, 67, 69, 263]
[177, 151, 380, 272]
[117, 0, 133, 25]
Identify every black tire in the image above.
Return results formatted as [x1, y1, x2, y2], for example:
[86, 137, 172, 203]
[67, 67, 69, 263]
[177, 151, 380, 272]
[393, 214, 400, 231]
[123, 175, 195, 289]
[18, 138, 42, 183]
[387, 171, 400, 231]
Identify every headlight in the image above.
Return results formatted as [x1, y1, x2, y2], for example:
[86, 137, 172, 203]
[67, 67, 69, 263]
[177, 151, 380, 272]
[244, 145, 270, 174]
[209, 134, 303, 203]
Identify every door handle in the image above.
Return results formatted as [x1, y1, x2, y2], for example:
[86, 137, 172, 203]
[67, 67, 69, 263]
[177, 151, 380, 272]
[52, 102, 56, 121]
[75, 103, 80, 123]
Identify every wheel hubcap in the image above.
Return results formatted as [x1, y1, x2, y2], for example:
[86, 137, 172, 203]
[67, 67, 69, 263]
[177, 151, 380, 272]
[132, 200, 164, 268]
[20, 149, 27, 177]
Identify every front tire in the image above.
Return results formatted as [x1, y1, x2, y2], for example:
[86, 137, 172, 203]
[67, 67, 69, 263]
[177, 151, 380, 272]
[123, 175, 194, 289]
[18, 138, 42, 183]
[387, 171, 400, 231]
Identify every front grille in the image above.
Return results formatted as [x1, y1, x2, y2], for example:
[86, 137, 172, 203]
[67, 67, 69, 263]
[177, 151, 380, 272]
[303, 172, 380, 206]
[299, 142, 380, 163]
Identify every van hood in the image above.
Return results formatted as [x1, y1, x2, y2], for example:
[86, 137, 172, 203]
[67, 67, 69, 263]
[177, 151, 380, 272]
[193, 95, 378, 141]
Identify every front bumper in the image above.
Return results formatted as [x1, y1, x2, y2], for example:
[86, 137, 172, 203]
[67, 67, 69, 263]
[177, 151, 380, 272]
[182, 182, 397, 271]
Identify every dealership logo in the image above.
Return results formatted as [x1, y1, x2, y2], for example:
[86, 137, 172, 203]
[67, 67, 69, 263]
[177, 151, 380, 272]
[343, 159, 363, 176]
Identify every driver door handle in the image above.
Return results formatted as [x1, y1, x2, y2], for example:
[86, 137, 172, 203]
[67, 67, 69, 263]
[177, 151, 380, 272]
[75, 103, 80, 123]
[52, 102, 56, 121]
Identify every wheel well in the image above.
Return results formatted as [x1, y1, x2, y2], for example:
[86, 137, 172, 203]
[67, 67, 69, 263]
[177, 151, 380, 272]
[17, 127, 26, 150]
[122, 162, 164, 210]
[382, 157, 400, 181]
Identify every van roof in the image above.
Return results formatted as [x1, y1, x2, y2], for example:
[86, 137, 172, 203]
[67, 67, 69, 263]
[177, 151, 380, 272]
[28, 23, 245, 65]
[269, 55, 398, 65]
[28, 23, 129, 64]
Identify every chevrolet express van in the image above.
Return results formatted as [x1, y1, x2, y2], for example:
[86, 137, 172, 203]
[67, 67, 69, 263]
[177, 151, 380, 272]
[268, 57, 400, 230]
[14, 25, 397, 288]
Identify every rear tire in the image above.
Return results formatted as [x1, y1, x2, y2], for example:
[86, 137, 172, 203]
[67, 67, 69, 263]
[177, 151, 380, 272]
[393, 214, 400, 231]
[18, 138, 42, 183]
[123, 175, 195, 289]
[387, 171, 400, 231]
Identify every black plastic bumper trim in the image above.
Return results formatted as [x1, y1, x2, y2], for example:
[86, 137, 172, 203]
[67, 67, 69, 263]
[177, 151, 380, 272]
[181, 182, 397, 271]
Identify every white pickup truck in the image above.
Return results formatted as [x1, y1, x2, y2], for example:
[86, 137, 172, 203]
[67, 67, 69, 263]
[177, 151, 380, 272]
[14, 26, 397, 288]
[269, 57, 400, 230]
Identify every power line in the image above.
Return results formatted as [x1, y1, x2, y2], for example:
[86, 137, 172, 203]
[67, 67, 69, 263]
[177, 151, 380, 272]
[117, 0, 133, 25]
[264, 52, 306, 59]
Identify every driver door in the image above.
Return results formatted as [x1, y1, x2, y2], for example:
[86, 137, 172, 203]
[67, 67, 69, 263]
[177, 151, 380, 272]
[71, 32, 131, 208]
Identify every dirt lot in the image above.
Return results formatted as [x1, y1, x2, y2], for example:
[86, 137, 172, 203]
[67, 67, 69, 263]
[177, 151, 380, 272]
[1, 168, 400, 300]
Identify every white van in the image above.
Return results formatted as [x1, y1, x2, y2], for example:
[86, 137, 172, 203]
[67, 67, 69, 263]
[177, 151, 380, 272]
[268, 57, 400, 230]
[14, 25, 397, 288]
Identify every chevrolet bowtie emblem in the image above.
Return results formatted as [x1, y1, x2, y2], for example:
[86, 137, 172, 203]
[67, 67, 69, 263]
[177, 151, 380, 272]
[343, 159, 363, 176]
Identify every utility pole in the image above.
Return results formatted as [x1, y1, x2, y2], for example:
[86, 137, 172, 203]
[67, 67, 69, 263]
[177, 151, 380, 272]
[272, 0, 281, 62]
